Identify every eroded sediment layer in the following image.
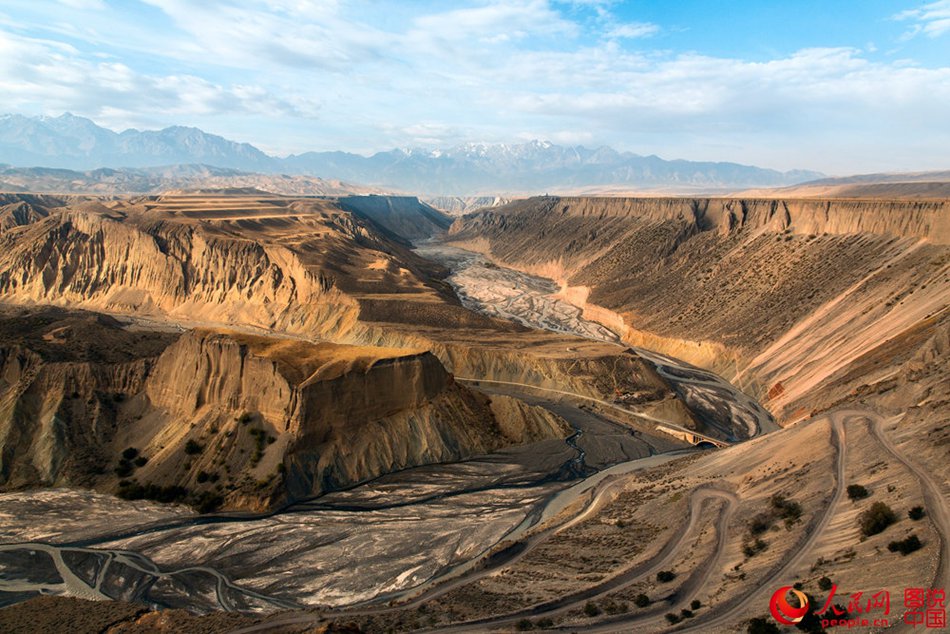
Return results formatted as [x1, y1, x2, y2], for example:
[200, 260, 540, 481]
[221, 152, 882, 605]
[447, 196, 950, 419]
[0, 307, 570, 511]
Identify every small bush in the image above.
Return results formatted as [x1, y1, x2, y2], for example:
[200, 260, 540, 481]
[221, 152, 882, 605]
[184, 439, 204, 455]
[681, 608, 694, 619]
[196, 470, 210, 484]
[690, 599, 702, 610]
[133, 456, 148, 467]
[847, 484, 870, 501]
[114, 460, 133, 478]
[122, 447, 139, 461]
[747, 617, 780, 634]
[193, 491, 224, 514]
[583, 601, 601, 617]
[633, 594, 650, 608]
[749, 513, 772, 535]
[515, 619, 533, 631]
[665, 613, 681, 624]
[909, 506, 926, 521]
[744, 538, 768, 557]
[535, 617, 554, 628]
[771, 494, 803, 526]
[657, 570, 676, 583]
[888, 534, 923, 555]
[859, 502, 897, 536]
[818, 576, 833, 591]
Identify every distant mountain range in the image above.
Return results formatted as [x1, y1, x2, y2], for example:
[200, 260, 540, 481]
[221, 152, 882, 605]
[0, 164, 377, 196]
[0, 113, 824, 194]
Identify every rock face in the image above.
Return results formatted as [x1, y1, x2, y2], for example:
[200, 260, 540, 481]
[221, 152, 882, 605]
[339, 195, 452, 244]
[0, 309, 569, 510]
[447, 196, 950, 420]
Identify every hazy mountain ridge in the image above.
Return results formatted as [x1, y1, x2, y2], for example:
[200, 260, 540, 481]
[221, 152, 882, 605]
[0, 163, 378, 196]
[0, 114, 823, 194]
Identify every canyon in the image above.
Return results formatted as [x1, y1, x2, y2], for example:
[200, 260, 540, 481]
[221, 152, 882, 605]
[0, 190, 947, 634]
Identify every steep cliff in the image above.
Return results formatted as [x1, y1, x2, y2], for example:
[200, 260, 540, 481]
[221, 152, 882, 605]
[0, 309, 570, 510]
[447, 196, 950, 420]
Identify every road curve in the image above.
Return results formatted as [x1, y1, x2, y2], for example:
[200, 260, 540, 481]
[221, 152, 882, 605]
[672, 409, 850, 634]
[390, 487, 737, 634]
[868, 413, 950, 630]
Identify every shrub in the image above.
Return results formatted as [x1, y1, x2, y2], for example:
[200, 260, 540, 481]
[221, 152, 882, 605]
[633, 594, 650, 608]
[196, 470, 210, 484]
[583, 602, 601, 617]
[771, 494, 803, 526]
[847, 484, 870, 501]
[665, 613, 681, 624]
[681, 608, 694, 619]
[114, 460, 134, 478]
[515, 619, 533, 631]
[536, 618, 554, 628]
[818, 576, 833, 591]
[657, 570, 676, 582]
[749, 513, 772, 535]
[133, 456, 148, 467]
[193, 491, 224, 514]
[909, 506, 926, 521]
[122, 447, 139, 461]
[888, 534, 923, 555]
[691, 599, 702, 610]
[744, 538, 768, 557]
[184, 439, 204, 455]
[747, 617, 780, 634]
[859, 502, 897, 536]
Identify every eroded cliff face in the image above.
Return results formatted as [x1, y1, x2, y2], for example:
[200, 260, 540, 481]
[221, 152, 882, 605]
[447, 196, 950, 421]
[0, 208, 365, 341]
[0, 310, 570, 510]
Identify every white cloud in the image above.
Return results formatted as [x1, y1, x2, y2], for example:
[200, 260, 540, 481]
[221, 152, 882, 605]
[0, 28, 319, 126]
[894, 0, 950, 38]
[57, 0, 105, 9]
[605, 22, 659, 39]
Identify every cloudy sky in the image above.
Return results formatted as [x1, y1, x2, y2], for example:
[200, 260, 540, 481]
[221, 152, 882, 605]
[1, 0, 948, 173]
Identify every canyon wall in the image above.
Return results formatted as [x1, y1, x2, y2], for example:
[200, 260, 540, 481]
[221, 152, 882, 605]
[0, 311, 570, 510]
[448, 196, 950, 421]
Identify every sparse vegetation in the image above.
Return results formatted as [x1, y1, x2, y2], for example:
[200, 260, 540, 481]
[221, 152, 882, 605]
[184, 439, 204, 455]
[818, 576, 833, 591]
[747, 617, 780, 634]
[133, 456, 148, 467]
[680, 608, 694, 618]
[888, 534, 922, 555]
[633, 594, 650, 608]
[690, 599, 702, 610]
[743, 538, 768, 557]
[121, 447, 139, 461]
[515, 619, 534, 631]
[859, 502, 897, 536]
[117, 481, 188, 504]
[665, 612, 681, 624]
[657, 570, 676, 583]
[583, 601, 601, 617]
[847, 484, 870, 501]
[909, 506, 926, 520]
[771, 494, 803, 527]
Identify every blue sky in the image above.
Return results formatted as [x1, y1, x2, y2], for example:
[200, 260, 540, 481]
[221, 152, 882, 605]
[0, 0, 948, 173]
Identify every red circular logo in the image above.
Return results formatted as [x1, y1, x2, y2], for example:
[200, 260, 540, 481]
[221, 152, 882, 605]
[769, 586, 810, 625]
